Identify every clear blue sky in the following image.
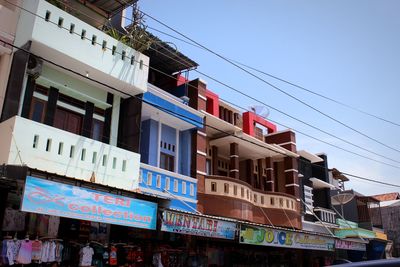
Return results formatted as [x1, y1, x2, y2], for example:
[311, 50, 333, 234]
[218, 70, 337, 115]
[137, 0, 400, 195]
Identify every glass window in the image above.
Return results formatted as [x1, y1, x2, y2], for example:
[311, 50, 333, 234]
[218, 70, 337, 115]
[206, 159, 212, 175]
[92, 119, 104, 141]
[160, 153, 174, 172]
[30, 98, 46, 123]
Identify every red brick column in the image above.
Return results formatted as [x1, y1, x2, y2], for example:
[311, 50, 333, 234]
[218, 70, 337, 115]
[284, 157, 299, 198]
[229, 143, 239, 179]
[265, 157, 275, 192]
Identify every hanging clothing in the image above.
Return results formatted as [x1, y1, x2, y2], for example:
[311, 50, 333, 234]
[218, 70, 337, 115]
[5, 240, 17, 265]
[109, 246, 117, 266]
[79, 245, 94, 266]
[1, 240, 8, 265]
[16, 240, 32, 264]
[31, 240, 42, 262]
[55, 242, 64, 262]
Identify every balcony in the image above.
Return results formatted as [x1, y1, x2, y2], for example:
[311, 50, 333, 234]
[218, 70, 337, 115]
[139, 163, 197, 212]
[14, 0, 149, 96]
[199, 175, 301, 228]
[0, 116, 141, 191]
[314, 207, 337, 225]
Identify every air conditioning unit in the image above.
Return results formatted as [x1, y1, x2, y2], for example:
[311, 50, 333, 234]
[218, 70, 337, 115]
[27, 56, 43, 79]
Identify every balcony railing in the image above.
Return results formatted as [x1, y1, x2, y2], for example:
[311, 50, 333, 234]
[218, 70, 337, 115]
[0, 116, 140, 191]
[205, 175, 298, 213]
[314, 207, 337, 225]
[139, 163, 197, 211]
[15, 0, 149, 96]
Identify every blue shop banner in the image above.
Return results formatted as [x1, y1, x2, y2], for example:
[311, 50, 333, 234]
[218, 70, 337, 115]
[161, 210, 237, 239]
[21, 176, 157, 230]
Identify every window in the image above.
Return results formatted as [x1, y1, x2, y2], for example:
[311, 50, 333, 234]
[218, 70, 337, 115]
[173, 179, 178, 192]
[190, 184, 194, 196]
[233, 185, 237, 196]
[165, 177, 170, 190]
[241, 187, 244, 197]
[206, 159, 212, 175]
[224, 183, 229, 194]
[182, 181, 187, 194]
[147, 172, 152, 186]
[156, 175, 161, 188]
[160, 153, 174, 172]
[211, 182, 217, 192]
[92, 119, 104, 141]
[30, 98, 47, 123]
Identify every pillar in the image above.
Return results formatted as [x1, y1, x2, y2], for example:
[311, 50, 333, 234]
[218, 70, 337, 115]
[211, 146, 219, 175]
[284, 157, 299, 198]
[229, 143, 239, 179]
[265, 157, 275, 192]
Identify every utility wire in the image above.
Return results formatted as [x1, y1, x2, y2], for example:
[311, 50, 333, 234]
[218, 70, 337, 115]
[5, 39, 400, 191]
[37, 0, 400, 167]
[140, 23, 400, 128]
[140, 10, 400, 154]
[6, 2, 400, 188]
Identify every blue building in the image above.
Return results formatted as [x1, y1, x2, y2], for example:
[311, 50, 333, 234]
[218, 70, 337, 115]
[139, 83, 204, 212]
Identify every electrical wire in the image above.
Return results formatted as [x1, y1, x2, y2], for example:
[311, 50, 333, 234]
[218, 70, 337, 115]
[3, 3, 400, 189]
[25, 0, 400, 168]
[139, 10, 400, 154]
[5, 38, 400, 191]
[139, 23, 400, 129]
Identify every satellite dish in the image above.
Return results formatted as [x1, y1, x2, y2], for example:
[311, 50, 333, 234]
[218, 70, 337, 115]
[331, 193, 354, 205]
[249, 105, 270, 118]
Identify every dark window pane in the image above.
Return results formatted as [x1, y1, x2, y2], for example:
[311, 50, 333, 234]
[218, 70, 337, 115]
[92, 119, 104, 141]
[31, 101, 44, 122]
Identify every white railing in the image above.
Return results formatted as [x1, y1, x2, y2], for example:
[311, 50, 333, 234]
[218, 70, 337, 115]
[314, 207, 337, 224]
[0, 116, 140, 191]
[15, 0, 149, 95]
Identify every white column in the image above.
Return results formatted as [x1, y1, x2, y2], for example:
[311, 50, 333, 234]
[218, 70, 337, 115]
[157, 120, 161, 167]
[110, 96, 120, 146]
[175, 128, 179, 172]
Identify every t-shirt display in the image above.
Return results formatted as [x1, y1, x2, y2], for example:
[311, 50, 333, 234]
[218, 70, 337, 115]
[79, 245, 94, 267]
[16, 240, 32, 264]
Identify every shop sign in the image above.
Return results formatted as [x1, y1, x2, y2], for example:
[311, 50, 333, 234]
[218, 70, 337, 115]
[335, 240, 366, 251]
[374, 231, 388, 241]
[21, 176, 157, 230]
[161, 210, 236, 239]
[334, 228, 376, 239]
[336, 218, 358, 229]
[240, 225, 335, 251]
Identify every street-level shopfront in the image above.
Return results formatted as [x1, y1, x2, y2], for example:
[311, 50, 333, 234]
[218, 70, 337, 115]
[335, 239, 367, 262]
[239, 224, 336, 267]
[1, 175, 159, 267]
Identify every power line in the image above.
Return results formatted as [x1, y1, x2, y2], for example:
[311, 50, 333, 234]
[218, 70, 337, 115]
[4, 39, 400, 191]
[140, 10, 400, 155]
[6, 2, 400, 189]
[140, 24, 400, 128]
[37, 0, 400, 167]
